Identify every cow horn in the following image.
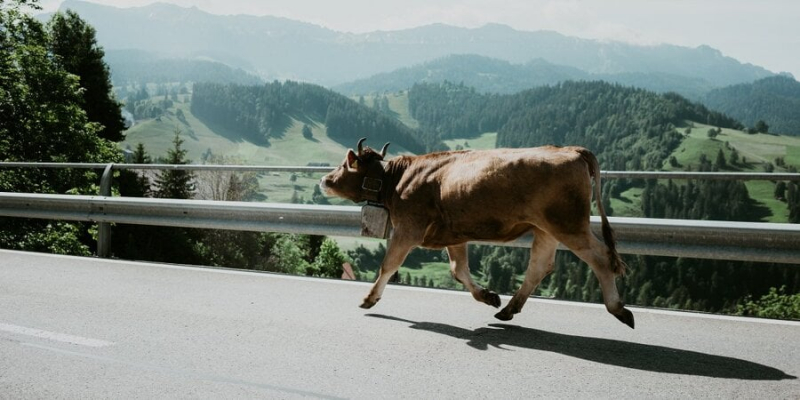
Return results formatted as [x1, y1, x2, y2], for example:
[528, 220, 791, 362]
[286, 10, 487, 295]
[357, 138, 367, 156]
[380, 142, 390, 158]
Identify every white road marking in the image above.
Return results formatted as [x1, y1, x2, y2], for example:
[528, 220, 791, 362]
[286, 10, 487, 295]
[0, 323, 115, 347]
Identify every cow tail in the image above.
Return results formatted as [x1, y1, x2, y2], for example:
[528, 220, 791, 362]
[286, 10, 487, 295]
[579, 148, 627, 276]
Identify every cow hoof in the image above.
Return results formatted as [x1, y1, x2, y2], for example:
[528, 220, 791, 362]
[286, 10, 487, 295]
[494, 310, 514, 321]
[482, 290, 502, 308]
[615, 308, 635, 329]
[360, 298, 379, 309]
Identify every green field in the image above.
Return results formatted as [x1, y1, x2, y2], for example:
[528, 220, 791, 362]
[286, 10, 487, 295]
[443, 132, 498, 151]
[123, 96, 347, 166]
[665, 122, 800, 172]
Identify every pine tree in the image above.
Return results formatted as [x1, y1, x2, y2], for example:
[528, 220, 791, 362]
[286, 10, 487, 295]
[133, 143, 151, 164]
[774, 182, 787, 201]
[715, 148, 727, 170]
[47, 10, 125, 142]
[302, 124, 313, 139]
[788, 183, 800, 223]
[154, 129, 194, 199]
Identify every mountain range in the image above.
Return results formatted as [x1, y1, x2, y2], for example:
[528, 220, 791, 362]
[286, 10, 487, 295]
[49, 1, 775, 88]
[333, 54, 718, 99]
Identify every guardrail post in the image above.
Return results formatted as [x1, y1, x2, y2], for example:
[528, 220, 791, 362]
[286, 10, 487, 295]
[97, 163, 114, 258]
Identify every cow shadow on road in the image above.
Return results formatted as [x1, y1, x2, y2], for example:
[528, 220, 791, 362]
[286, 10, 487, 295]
[366, 314, 795, 381]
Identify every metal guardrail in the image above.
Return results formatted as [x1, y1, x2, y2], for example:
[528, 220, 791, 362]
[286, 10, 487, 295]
[1, 162, 799, 262]
[1, 192, 798, 264]
[0, 163, 334, 256]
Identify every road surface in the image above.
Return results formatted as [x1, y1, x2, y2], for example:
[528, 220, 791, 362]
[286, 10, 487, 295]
[1, 249, 798, 398]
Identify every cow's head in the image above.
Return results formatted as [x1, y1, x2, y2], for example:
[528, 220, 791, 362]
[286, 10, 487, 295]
[320, 138, 389, 203]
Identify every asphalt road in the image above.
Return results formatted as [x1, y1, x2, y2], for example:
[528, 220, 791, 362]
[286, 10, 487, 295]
[1, 249, 798, 399]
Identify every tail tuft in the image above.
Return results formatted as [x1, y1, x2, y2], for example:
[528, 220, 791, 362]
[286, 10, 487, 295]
[602, 221, 627, 276]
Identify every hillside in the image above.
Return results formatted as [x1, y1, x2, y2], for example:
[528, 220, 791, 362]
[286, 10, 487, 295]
[106, 51, 263, 86]
[334, 55, 586, 95]
[122, 93, 354, 204]
[189, 81, 431, 152]
[123, 96, 344, 166]
[661, 121, 800, 222]
[51, 0, 775, 88]
[335, 54, 716, 99]
[407, 81, 742, 169]
[702, 75, 800, 136]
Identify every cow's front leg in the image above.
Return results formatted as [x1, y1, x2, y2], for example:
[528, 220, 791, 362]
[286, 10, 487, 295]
[495, 228, 558, 321]
[446, 244, 501, 308]
[360, 233, 414, 309]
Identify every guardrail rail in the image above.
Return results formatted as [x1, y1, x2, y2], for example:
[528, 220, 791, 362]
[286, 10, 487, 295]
[1, 162, 799, 263]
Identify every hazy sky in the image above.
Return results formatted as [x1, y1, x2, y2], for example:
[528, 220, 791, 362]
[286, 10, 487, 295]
[39, 0, 800, 78]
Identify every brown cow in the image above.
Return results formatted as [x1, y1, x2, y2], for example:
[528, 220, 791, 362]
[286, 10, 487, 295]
[320, 138, 634, 328]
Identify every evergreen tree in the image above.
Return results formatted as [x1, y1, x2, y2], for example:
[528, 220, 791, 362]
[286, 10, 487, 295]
[115, 129, 201, 264]
[47, 10, 125, 142]
[774, 181, 787, 200]
[730, 147, 739, 165]
[302, 124, 313, 139]
[115, 144, 151, 198]
[133, 143, 151, 163]
[154, 129, 194, 199]
[714, 148, 727, 170]
[755, 120, 769, 134]
[788, 182, 800, 223]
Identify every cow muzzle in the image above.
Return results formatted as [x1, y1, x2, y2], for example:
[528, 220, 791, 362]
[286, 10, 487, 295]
[319, 177, 332, 195]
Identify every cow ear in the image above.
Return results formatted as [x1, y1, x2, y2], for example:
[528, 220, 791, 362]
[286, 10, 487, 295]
[347, 150, 359, 169]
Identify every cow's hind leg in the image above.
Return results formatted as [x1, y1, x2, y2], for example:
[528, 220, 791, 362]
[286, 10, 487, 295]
[446, 244, 501, 308]
[360, 233, 415, 309]
[560, 232, 634, 329]
[495, 227, 558, 321]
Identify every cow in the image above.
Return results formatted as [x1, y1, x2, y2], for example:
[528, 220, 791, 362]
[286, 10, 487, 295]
[320, 138, 634, 328]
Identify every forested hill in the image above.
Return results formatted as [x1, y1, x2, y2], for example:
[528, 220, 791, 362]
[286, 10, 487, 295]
[190, 81, 429, 152]
[702, 75, 800, 136]
[409, 81, 742, 169]
[335, 54, 716, 100]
